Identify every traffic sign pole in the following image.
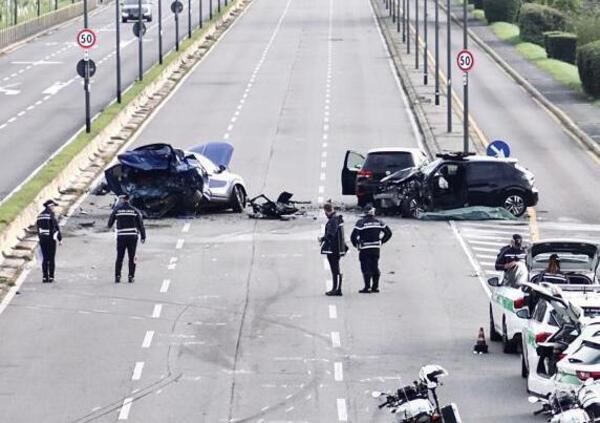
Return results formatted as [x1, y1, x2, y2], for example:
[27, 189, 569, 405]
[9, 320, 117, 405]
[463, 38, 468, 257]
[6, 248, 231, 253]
[414, 0, 418, 69]
[84, 51, 91, 133]
[83, 0, 88, 28]
[159, 0, 163, 64]
[406, 0, 410, 54]
[187, 0, 191, 38]
[463, 0, 469, 154]
[138, 0, 144, 81]
[423, 0, 428, 85]
[434, 0, 440, 105]
[199, 0, 203, 29]
[175, 4, 180, 51]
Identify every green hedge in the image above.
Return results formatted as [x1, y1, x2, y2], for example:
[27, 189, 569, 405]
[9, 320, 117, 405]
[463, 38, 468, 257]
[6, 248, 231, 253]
[544, 31, 577, 63]
[577, 39, 600, 97]
[576, 15, 600, 47]
[474, 0, 483, 9]
[483, 0, 521, 23]
[518, 3, 568, 46]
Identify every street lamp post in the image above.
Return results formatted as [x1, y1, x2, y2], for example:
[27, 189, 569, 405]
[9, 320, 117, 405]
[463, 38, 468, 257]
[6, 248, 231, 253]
[434, 0, 439, 105]
[415, 0, 419, 69]
[446, 0, 451, 132]
[406, 0, 410, 54]
[199, 0, 202, 28]
[209, 0, 212, 20]
[187, 0, 191, 38]
[115, 0, 122, 102]
[423, 0, 428, 85]
[158, 0, 163, 63]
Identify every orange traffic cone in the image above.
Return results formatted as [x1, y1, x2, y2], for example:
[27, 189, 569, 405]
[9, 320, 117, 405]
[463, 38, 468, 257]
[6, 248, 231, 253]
[473, 327, 489, 354]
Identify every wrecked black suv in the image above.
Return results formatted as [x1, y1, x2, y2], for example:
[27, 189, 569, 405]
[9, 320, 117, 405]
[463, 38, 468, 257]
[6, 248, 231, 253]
[374, 152, 539, 217]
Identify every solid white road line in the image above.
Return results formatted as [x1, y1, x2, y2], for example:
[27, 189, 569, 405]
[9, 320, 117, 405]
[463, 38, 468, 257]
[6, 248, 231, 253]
[160, 279, 171, 293]
[152, 304, 162, 318]
[132, 362, 144, 380]
[337, 398, 348, 421]
[334, 362, 343, 381]
[118, 397, 133, 420]
[175, 239, 184, 249]
[450, 221, 491, 297]
[329, 304, 337, 319]
[331, 331, 341, 348]
[142, 330, 154, 348]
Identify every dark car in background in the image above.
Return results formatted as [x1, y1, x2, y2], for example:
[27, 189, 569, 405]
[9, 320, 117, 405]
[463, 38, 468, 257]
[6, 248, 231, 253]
[341, 147, 428, 207]
[375, 152, 539, 217]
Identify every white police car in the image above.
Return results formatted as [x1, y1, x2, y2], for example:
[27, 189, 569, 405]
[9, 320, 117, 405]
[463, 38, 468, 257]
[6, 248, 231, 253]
[488, 239, 600, 354]
[521, 285, 600, 395]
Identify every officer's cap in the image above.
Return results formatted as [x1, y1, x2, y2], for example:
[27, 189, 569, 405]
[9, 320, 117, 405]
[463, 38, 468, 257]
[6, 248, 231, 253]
[43, 199, 58, 208]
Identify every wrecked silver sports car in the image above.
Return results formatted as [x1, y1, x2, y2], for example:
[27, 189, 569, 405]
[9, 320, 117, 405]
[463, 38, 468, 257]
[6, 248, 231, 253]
[105, 142, 247, 218]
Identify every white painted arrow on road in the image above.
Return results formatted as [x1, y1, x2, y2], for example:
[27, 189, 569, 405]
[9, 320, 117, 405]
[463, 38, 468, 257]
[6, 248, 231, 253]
[42, 80, 73, 95]
[0, 84, 20, 95]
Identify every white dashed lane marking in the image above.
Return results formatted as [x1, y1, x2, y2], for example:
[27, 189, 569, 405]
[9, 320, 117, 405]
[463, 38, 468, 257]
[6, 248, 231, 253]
[334, 362, 343, 381]
[141, 330, 154, 348]
[152, 304, 162, 318]
[160, 279, 171, 293]
[337, 398, 348, 421]
[329, 304, 337, 319]
[331, 331, 341, 348]
[131, 362, 144, 380]
[175, 239, 184, 249]
[118, 397, 133, 420]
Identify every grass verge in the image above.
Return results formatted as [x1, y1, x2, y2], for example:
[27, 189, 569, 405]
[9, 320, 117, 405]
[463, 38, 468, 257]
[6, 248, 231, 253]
[0, 1, 238, 233]
[491, 22, 582, 92]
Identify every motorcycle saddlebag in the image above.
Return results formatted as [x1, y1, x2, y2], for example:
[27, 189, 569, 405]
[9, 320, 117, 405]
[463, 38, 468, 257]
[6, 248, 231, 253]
[440, 403, 462, 423]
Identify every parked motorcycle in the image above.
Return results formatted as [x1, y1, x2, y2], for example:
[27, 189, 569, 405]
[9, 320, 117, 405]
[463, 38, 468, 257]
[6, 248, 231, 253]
[372, 364, 462, 423]
[529, 379, 600, 422]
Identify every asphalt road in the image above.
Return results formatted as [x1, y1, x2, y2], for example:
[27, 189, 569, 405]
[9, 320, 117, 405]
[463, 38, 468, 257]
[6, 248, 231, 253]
[0, 0, 599, 422]
[0, 0, 222, 200]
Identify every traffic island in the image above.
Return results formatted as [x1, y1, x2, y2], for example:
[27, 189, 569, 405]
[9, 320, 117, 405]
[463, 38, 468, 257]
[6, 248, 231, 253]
[0, 0, 253, 306]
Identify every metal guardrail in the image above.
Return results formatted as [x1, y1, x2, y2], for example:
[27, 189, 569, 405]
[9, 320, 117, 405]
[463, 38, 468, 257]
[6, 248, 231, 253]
[0, 0, 97, 50]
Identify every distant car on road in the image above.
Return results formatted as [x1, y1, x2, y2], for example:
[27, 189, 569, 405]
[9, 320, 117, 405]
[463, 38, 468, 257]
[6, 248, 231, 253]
[341, 147, 428, 207]
[121, 0, 153, 22]
[374, 152, 538, 217]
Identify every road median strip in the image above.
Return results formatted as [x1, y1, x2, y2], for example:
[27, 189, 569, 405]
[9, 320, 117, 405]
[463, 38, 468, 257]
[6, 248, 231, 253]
[0, 0, 252, 303]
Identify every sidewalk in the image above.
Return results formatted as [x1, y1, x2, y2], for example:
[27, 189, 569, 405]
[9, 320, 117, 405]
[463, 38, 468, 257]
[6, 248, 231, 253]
[371, 0, 484, 157]
[451, 3, 600, 146]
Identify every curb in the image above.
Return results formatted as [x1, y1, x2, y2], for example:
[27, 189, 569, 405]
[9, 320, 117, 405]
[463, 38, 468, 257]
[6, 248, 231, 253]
[443, 4, 600, 159]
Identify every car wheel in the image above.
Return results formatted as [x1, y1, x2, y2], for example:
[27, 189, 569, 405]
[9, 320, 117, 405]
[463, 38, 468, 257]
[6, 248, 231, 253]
[122, 17, 127, 22]
[401, 197, 419, 218]
[521, 352, 529, 378]
[230, 185, 246, 213]
[489, 305, 502, 342]
[503, 192, 526, 217]
[502, 318, 518, 354]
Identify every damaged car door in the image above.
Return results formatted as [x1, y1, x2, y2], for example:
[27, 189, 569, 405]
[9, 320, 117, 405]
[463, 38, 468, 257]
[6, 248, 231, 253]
[341, 150, 365, 196]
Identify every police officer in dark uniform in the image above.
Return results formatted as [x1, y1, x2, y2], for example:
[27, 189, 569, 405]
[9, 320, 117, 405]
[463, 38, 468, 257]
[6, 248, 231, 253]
[36, 199, 62, 283]
[319, 202, 348, 296]
[350, 205, 392, 293]
[108, 195, 146, 283]
[495, 234, 527, 272]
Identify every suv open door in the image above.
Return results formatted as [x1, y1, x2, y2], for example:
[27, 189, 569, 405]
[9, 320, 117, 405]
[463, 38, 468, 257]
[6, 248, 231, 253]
[341, 150, 365, 195]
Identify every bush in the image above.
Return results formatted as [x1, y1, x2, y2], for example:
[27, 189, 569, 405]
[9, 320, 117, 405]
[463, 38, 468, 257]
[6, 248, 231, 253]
[540, 0, 581, 13]
[518, 3, 568, 45]
[576, 15, 600, 47]
[545, 31, 577, 62]
[483, 0, 522, 23]
[577, 39, 600, 97]
[474, 0, 484, 9]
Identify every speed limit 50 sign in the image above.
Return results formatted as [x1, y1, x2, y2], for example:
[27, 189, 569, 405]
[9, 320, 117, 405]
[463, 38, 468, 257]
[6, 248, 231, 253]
[456, 49, 474, 72]
[77, 29, 97, 49]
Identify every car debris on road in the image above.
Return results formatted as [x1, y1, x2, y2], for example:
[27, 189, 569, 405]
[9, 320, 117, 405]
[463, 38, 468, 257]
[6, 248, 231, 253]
[248, 191, 310, 220]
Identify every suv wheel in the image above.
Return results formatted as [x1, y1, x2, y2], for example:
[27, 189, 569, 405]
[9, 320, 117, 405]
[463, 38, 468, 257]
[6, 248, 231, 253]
[503, 192, 526, 217]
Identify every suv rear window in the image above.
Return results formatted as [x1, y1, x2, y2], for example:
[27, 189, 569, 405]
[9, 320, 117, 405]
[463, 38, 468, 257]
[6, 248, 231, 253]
[363, 152, 414, 173]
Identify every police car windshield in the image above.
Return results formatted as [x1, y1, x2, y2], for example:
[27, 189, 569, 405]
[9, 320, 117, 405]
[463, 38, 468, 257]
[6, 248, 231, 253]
[421, 159, 442, 176]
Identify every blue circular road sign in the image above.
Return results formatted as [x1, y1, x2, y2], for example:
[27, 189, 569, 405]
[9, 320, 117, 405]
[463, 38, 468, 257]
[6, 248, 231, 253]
[486, 140, 511, 158]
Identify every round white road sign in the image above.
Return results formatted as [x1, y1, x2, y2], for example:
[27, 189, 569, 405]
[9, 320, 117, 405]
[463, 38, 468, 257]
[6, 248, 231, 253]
[77, 29, 97, 49]
[456, 49, 474, 72]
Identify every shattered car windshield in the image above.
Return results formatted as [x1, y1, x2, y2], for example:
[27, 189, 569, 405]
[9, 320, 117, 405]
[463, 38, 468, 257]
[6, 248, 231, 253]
[420, 159, 442, 177]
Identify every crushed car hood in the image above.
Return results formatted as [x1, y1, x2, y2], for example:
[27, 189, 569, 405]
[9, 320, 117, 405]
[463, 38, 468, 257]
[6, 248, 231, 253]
[380, 166, 421, 184]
